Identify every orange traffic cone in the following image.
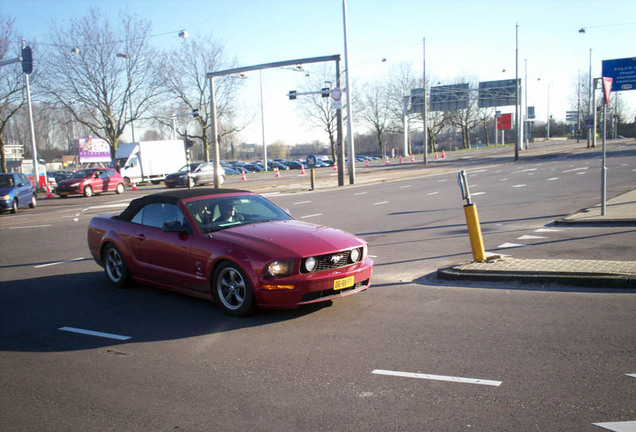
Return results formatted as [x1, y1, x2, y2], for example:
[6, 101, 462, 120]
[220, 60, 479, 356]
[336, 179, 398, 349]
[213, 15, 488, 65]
[131, 181, 137, 191]
[45, 183, 53, 198]
[442, 149, 446, 158]
[241, 170, 246, 181]
[399, 155, 403, 164]
[435, 151, 439, 160]
[365, 160, 369, 168]
[274, 166, 280, 178]
[300, 164, 305, 175]
[385, 157, 389, 165]
[411, 155, 415, 162]
[333, 163, 338, 171]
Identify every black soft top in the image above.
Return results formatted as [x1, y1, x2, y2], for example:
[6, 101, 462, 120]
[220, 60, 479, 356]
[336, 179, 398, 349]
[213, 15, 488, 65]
[117, 188, 250, 221]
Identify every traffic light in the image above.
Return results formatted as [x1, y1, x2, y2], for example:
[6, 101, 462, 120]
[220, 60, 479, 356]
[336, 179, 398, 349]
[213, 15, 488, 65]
[21, 46, 33, 75]
[192, 109, 199, 118]
[288, 90, 297, 100]
[321, 88, 330, 98]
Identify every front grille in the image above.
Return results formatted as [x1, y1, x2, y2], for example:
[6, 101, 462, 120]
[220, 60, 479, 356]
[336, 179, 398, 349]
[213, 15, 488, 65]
[301, 248, 362, 273]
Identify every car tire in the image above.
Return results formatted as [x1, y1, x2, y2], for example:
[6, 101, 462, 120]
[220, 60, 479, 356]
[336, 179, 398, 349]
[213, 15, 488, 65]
[84, 185, 93, 197]
[212, 262, 256, 317]
[29, 194, 36, 208]
[103, 244, 129, 288]
[10, 199, 18, 214]
[115, 183, 125, 194]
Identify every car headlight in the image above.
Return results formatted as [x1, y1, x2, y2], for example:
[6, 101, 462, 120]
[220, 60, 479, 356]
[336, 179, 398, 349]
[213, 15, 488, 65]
[303, 256, 317, 273]
[350, 247, 361, 263]
[267, 260, 293, 277]
[2, 195, 10, 201]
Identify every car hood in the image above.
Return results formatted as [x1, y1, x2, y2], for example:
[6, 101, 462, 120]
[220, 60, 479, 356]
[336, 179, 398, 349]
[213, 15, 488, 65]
[0, 186, 17, 196]
[57, 177, 87, 186]
[213, 220, 365, 257]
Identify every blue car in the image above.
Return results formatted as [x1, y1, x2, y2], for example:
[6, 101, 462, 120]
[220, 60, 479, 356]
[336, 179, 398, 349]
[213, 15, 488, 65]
[0, 173, 37, 214]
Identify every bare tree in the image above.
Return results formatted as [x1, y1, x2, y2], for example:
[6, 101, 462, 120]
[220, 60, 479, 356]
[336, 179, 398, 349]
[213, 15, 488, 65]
[0, 17, 25, 172]
[357, 80, 395, 157]
[298, 65, 339, 162]
[40, 8, 164, 157]
[159, 34, 243, 162]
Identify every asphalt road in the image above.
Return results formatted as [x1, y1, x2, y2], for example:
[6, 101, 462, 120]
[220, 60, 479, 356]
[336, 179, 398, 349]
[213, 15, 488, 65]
[1, 141, 635, 431]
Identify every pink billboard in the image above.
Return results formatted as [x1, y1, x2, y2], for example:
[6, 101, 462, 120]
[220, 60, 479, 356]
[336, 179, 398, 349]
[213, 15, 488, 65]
[78, 138, 111, 163]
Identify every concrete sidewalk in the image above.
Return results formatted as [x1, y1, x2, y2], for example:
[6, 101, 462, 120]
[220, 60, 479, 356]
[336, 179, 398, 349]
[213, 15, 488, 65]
[437, 190, 636, 288]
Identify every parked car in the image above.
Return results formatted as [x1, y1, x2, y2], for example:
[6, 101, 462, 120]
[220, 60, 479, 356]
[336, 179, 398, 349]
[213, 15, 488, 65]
[285, 161, 304, 170]
[0, 173, 37, 214]
[164, 162, 226, 188]
[87, 188, 373, 316]
[55, 168, 125, 198]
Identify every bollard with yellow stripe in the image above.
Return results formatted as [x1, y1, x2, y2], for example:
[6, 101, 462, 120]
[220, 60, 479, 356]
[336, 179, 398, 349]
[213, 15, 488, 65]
[458, 170, 486, 262]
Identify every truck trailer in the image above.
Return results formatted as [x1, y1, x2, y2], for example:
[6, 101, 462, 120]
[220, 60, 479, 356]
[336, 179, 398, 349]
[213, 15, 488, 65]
[114, 140, 187, 186]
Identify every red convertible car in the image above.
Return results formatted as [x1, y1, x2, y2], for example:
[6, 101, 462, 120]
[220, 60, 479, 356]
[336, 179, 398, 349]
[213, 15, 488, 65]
[87, 189, 373, 316]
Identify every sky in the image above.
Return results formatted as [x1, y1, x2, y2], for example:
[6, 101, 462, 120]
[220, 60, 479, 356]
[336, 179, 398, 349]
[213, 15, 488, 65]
[2, 0, 636, 145]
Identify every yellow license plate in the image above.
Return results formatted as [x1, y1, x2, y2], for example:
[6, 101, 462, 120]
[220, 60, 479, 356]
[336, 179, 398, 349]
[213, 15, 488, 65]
[60, 192, 69, 196]
[333, 276, 355, 290]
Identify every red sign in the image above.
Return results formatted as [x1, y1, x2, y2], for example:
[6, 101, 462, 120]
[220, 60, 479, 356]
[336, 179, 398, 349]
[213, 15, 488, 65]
[602, 77, 613, 107]
[497, 113, 512, 130]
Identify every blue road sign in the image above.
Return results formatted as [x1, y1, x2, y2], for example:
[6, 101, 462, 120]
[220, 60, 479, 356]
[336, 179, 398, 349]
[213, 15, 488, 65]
[602, 57, 636, 92]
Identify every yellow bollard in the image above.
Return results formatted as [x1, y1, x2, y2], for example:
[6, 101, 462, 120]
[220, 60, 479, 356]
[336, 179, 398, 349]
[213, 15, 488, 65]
[463, 203, 486, 262]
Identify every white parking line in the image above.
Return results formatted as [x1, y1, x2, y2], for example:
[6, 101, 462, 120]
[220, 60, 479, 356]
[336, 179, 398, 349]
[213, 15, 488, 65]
[34, 257, 85, 268]
[471, 192, 486, 196]
[517, 235, 547, 240]
[354, 191, 368, 196]
[293, 200, 312, 205]
[563, 167, 588, 173]
[535, 228, 561, 233]
[547, 177, 560, 181]
[9, 224, 52, 229]
[400, 185, 413, 189]
[512, 184, 527, 188]
[300, 213, 322, 219]
[592, 421, 636, 432]
[373, 201, 389, 206]
[372, 369, 502, 387]
[497, 242, 528, 248]
[59, 327, 131, 341]
[627, 373, 636, 378]
[427, 191, 439, 196]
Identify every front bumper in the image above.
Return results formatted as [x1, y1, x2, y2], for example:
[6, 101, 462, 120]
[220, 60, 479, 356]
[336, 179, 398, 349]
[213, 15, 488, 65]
[254, 257, 373, 309]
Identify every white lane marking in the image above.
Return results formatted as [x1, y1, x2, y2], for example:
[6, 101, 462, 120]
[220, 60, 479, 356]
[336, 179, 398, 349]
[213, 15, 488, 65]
[577, 172, 586, 175]
[427, 192, 439, 196]
[372, 369, 502, 387]
[497, 242, 528, 248]
[59, 327, 131, 341]
[373, 201, 389, 206]
[300, 213, 322, 219]
[512, 168, 537, 174]
[470, 169, 488, 173]
[512, 184, 527, 188]
[437, 179, 448, 182]
[592, 421, 636, 432]
[517, 235, 547, 240]
[563, 167, 588, 173]
[627, 373, 636, 378]
[293, 200, 312, 205]
[34, 257, 85, 268]
[471, 192, 486, 196]
[400, 185, 413, 189]
[547, 177, 560, 181]
[354, 191, 368, 196]
[500, 178, 509, 181]
[9, 224, 52, 229]
[535, 228, 562, 233]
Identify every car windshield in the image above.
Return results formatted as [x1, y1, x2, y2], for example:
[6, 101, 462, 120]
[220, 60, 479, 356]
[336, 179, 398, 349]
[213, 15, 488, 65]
[70, 170, 95, 179]
[184, 194, 293, 234]
[0, 175, 14, 187]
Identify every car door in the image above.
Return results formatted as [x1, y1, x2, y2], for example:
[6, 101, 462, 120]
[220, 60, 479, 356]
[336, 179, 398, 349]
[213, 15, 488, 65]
[127, 203, 203, 291]
[196, 163, 214, 185]
[17, 174, 31, 205]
